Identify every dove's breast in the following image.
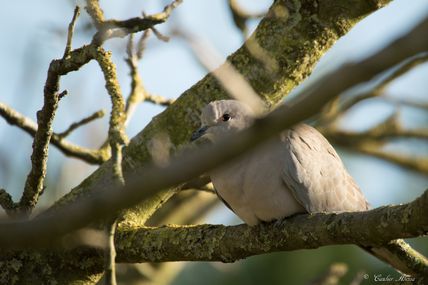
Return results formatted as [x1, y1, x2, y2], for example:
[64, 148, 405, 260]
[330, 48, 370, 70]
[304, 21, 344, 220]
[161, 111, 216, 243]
[210, 138, 305, 226]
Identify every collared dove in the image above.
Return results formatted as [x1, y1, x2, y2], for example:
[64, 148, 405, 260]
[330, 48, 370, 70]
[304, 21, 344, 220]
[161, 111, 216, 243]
[191, 99, 427, 276]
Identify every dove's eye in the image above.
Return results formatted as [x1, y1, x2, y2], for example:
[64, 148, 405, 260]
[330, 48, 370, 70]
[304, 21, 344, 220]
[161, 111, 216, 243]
[222, 114, 231, 121]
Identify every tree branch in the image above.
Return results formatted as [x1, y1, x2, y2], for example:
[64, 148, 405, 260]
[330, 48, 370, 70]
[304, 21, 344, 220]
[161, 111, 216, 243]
[0, 102, 108, 164]
[350, 143, 428, 174]
[0, 189, 18, 216]
[2, 190, 426, 281]
[63, 6, 81, 59]
[57, 109, 105, 138]
[92, 45, 128, 285]
[227, 0, 265, 38]
[320, 52, 428, 125]
[91, 0, 182, 45]
[113, 190, 428, 279]
[3, 6, 428, 248]
[124, 31, 174, 126]
[17, 75, 64, 216]
[0, 1, 399, 283]
[85, 0, 105, 29]
[42, 0, 395, 243]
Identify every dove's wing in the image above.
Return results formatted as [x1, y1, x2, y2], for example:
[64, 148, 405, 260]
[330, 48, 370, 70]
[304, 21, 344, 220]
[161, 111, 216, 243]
[280, 124, 369, 213]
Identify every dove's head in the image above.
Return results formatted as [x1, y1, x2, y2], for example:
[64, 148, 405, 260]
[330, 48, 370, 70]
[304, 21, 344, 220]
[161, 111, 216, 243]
[191, 100, 254, 142]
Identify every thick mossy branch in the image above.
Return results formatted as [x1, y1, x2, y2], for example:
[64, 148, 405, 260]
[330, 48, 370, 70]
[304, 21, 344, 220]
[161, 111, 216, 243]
[115, 190, 428, 264]
[3, 16, 428, 248]
[0, 1, 395, 284]
[1, 190, 426, 284]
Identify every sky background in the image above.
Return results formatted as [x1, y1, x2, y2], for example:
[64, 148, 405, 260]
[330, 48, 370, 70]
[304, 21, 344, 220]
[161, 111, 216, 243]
[0, 1, 427, 284]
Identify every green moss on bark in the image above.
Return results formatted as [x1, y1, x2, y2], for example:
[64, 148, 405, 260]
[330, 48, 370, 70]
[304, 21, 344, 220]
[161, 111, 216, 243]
[4, 0, 393, 283]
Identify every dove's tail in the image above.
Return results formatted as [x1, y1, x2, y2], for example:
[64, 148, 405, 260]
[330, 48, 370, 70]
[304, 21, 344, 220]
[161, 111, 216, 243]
[361, 239, 428, 278]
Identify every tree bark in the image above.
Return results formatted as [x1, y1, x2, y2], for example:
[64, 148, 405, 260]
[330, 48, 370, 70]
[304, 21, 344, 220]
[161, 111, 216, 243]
[0, 1, 392, 284]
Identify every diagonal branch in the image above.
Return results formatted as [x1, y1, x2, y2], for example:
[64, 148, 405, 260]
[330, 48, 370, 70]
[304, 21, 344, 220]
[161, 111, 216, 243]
[17, 78, 65, 216]
[17, 7, 85, 216]
[57, 109, 105, 138]
[62, 0, 394, 239]
[227, 0, 265, 38]
[350, 142, 428, 174]
[320, 52, 428, 125]
[321, 114, 428, 174]
[1, 10, 428, 247]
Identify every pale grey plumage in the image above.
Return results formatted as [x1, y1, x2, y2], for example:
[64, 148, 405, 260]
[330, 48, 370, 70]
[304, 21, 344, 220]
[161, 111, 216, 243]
[194, 100, 368, 226]
[191, 100, 422, 276]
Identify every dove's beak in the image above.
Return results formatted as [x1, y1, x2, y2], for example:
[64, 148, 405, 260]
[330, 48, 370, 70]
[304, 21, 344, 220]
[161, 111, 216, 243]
[190, 126, 208, 142]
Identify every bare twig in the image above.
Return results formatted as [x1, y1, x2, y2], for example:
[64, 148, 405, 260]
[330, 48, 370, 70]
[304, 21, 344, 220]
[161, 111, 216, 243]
[320, 52, 428, 125]
[18, 75, 63, 216]
[352, 143, 428, 174]
[0, 189, 18, 216]
[85, 0, 105, 29]
[227, 0, 265, 38]
[19, 18, 85, 214]
[0, 102, 108, 164]
[321, 113, 428, 174]
[136, 29, 151, 60]
[144, 93, 174, 107]
[149, 26, 170, 42]
[124, 31, 173, 126]
[104, 217, 118, 285]
[57, 109, 105, 138]
[63, 6, 81, 59]
[93, 45, 127, 285]
[91, 0, 182, 45]
[383, 96, 428, 110]
[324, 124, 428, 142]
[322, 112, 428, 142]
[93, 48, 127, 146]
[1, 13, 428, 246]
[124, 33, 147, 125]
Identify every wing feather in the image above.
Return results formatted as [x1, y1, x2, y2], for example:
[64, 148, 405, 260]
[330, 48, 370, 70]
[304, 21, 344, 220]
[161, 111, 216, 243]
[281, 124, 369, 213]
